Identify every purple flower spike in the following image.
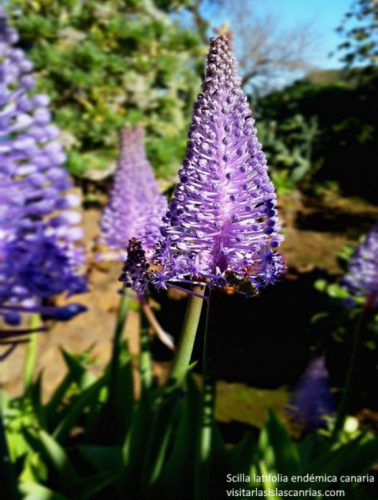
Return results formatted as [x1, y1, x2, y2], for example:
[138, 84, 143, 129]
[153, 35, 284, 293]
[287, 356, 334, 433]
[0, 14, 86, 328]
[99, 125, 167, 261]
[343, 225, 378, 307]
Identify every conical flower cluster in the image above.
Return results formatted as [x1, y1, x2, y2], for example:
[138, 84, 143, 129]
[287, 356, 334, 433]
[153, 35, 284, 293]
[343, 225, 378, 306]
[99, 125, 167, 261]
[0, 13, 86, 325]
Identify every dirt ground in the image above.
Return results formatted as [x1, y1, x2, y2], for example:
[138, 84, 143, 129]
[1, 192, 378, 425]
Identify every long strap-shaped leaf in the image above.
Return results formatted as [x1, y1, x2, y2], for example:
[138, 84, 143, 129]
[21, 428, 78, 485]
[62, 471, 118, 500]
[156, 376, 201, 499]
[44, 349, 96, 431]
[20, 482, 68, 500]
[52, 375, 107, 442]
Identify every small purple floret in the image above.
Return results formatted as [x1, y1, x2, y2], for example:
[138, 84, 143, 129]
[153, 35, 284, 293]
[118, 238, 150, 298]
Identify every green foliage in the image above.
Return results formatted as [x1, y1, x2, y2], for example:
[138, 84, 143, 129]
[336, 0, 378, 68]
[3, 336, 378, 499]
[7, 0, 204, 178]
[257, 114, 318, 194]
[256, 70, 378, 201]
[314, 275, 378, 348]
[313, 241, 377, 346]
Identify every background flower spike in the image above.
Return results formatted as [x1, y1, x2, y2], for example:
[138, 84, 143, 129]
[0, 12, 86, 329]
[99, 125, 167, 262]
[343, 225, 378, 306]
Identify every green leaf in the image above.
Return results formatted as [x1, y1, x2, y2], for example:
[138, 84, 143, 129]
[0, 389, 10, 412]
[110, 359, 134, 442]
[18, 449, 47, 484]
[297, 433, 329, 468]
[306, 436, 378, 478]
[77, 445, 122, 473]
[29, 373, 47, 429]
[140, 317, 152, 392]
[20, 482, 68, 500]
[44, 373, 75, 431]
[52, 375, 106, 442]
[227, 430, 257, 473]
[22, 428, 78, 484]
[119, 392, 152, 495]
[157, 376, 201, 498]
[257, 410, 300, 475]
[63, 471, 117, 499]
[44, 349, 96, 431]
[61, 349, 96, 390]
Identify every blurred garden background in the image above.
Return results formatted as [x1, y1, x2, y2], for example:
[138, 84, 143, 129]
[1, 0, 378, 498]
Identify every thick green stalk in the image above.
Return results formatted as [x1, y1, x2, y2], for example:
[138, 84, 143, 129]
[332, 291, 376, 444]
[195, 289, 216, 500]
[140, 312, 152, 392]
[139, 286, 206, 493]
[23, 314, 41, 392]
[169, 285, 206, 386]
[108, 291, 130, 402]
[0, 416, 20, 500]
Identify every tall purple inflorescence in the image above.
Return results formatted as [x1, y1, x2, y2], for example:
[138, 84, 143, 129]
[287, 356, 334, 433]
[0, 12, 86, 328]
[343, 225, 378, 306]
[99, 125, 167, 262]
[153, 35, 284, 293]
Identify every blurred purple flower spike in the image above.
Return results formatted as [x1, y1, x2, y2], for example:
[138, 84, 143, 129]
[99, 125, 167, 261]
[343, 225, 378, 307]
[0, 302, 86, 360]
[287, 356, 334, 433]
[0, 13, 86, 332]
[0, 302, 87, 321]
[152, 35, 284, 294]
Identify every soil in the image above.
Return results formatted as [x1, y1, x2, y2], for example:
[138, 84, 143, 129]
[1, 191, 378, 428]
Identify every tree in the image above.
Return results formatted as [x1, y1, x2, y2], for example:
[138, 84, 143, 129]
[200, 0, 315, 94]
[336, 0, 378, 67]
[7, 0, 205, 178]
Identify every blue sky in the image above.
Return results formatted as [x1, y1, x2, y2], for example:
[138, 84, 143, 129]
[204, 0, 353, 70]
[255, 0, 352, 69]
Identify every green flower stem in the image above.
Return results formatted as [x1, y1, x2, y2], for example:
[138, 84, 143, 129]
[140, 312, 152, 392]
[108, 291, 130, 403]
[332, 291, 376, 444]
[23, 313, 41, 392]
[140, 286, 206, 492]
[0, 416, 20, 500]
[169, 285, 206, 386]
[195, 289, 216, 500]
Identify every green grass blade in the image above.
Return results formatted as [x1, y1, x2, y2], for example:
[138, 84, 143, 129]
[22, 428, 78, 484]
[20, 482, 68, 500]
[157, 376, 201, 498]
[63, 471, 117, 499]
[77, 445, 122, 472]
[61, 349, 96, 390]
[52, 376, 106, 442]
[257, 410, 300, 475]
